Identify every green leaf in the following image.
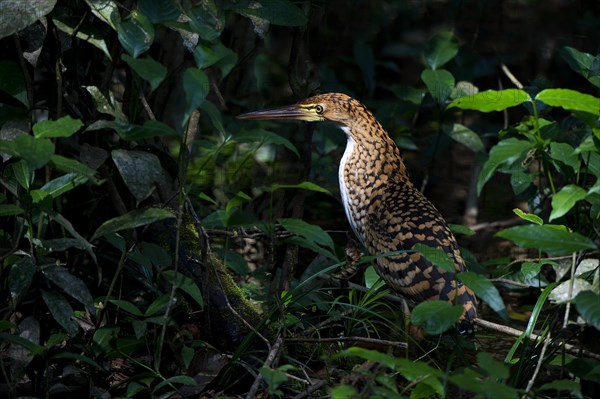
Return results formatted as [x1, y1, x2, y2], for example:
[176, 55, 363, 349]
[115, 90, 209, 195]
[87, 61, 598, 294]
[11, 159, 33, 190]
[187, 0, 225, 41]
[279, 218, 335, 252]
[411, 301, 464, 335]
[442, 123, 484, 152]
[271, 181, 331, 195]
[421, 68, 455, 104]
[53, 17, 111, 60]
[112, 149, 161, 204]
[413, 243, 455, 273]
[549, 184, 587, 221]
[536, 88, 600, 116]
[92, 207, 175, 241]
[284, 236, 337, 260]
[108, 299, 143, 316]
[121, 54, 167, 92]
[182, 67, 209, 127]
[144, 293, 171, 316]
[496, 224, 597, 256]
[84, 0, 121, 31]
[229, 0, 307, 26]
[513, 208, 543, 225]
[0, 135, 55, 170]
[49, 212, 97, 263]
[49, 155, 101, 184]
[162, 270, 204, 309]
[117, 10, 154, 58]
[575, 291, 600, 330]
[0, 60, 27, 106]
[9, 258, 36, 305]
[539, 380, 582, 394]
[424, 31, 458, 70]
[478, 138, 531, 194]
[137, 0, 180, 23]
[84, 86, 126, 121]
[550, 142, 580, 174]
[42, 265, 96, 315]
[0, 204, 24, 216]
[87, 119, 178, 141]
[0, 0, 56, 40]
[235, 129, 300, 157]
[193, 40, 238, 77]
[36, 173, 88, 200]
[477, 352, 509, 380]
[364, 266, 384, 290]
[41, 290, 79, 336]
[448, 224, 475, 236]
[449, 89, 531, 112]
[457, 272, 508, 320]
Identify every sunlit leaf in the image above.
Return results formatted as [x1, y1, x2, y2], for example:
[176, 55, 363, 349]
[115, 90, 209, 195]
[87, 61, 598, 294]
[536, 88, 600, 116]
[513, 208, 543, 225]
[449, 89, 531, 112]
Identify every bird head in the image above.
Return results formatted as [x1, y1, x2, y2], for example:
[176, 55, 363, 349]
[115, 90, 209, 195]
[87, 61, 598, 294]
[237, 93, 359, 127]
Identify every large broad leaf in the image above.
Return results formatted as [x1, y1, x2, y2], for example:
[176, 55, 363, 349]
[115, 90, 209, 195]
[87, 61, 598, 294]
[560, 47, 600, 88]
[84, 0, 121, 31]
[9, 258, 36, 305]
[279, 218, 335, 252]
[549, 279, 594, 304]
[11, 159, 33, 190]
[442, 123, 484, 152]
[117, 10, 154, 58]
[0, 0, 56, 40]
[0, 61, 28, 106]
[424, 31, 458, 70]
[137, 0, 180, 23]
[228, 0, 307, 27]
[449, 89, 531, 112]
[549, 184, 587, 221]
[575, 291, 600, 330]
[41, 290, 79, 336]
[34, 173, 88, 201]
[0, 135, 55, 169]
[182, 67, 209, 127]
[121, 54, 167, 92]
[536, 88, 600, 116]
[413, 243, 456, 273]
[421, 68, 455, 104]
[92, 207, 175, 241]
[162, 270, 204, 309]
[53, 16, 111, 59]
[411, 301, 464, 335]
[33, 116, 83, 138]
[193, 40, 238, 77]
[478, 138, 531, 194]
[550, 142, 580, 174]
[112, 149, 161, 204]
[496, 224, 597, 256]
[187, 0, 225, 41]
[457, 272, 508, 320]
[42, 265, 95, 315]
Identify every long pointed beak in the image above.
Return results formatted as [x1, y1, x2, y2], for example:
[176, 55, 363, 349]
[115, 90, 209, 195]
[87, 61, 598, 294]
[237, 105, 319, 122]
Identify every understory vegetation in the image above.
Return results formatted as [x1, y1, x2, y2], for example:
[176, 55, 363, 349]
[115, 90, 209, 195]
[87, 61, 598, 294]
[0, 1, 599, 398]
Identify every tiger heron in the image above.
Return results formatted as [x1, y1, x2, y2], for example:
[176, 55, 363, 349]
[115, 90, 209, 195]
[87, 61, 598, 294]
[238, 93, 477, 334]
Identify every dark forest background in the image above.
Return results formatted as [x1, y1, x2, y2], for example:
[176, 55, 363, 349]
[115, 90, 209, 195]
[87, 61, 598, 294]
[1, 1, 600, 398]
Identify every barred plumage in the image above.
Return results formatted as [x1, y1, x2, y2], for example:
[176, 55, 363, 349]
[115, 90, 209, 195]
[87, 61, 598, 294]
[239, 93, 478, 334]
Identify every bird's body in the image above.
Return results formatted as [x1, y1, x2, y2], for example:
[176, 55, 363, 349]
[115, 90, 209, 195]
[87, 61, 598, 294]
[239, 93, 477, 333]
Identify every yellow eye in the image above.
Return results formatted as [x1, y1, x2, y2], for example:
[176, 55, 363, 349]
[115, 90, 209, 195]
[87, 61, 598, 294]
[315, 104, 324, 114]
